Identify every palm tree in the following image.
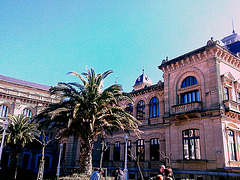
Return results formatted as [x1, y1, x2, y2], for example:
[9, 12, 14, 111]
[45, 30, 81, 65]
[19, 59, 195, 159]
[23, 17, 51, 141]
[36, 67, 140, 175]
[6, 114, 39, 180]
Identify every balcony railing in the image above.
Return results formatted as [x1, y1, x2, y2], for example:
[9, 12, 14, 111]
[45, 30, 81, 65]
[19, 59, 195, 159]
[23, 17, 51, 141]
[171, 101, 203, 114]
[223, 100, 240, 113]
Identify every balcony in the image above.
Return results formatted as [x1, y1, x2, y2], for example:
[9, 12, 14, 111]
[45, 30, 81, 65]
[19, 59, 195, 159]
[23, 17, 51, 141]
[171, 102, 203, 114]
[224, 100, 240, 113]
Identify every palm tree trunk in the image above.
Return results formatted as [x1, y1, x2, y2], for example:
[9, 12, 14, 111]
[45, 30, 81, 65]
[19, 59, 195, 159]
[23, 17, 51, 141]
[79, 139, 93, 175]
[14, 154, 19, 180]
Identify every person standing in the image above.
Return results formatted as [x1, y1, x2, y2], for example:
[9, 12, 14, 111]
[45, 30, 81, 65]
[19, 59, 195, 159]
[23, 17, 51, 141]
[163, 168, 173, 180]
[115, 167, 124, 180]
[89, 168, 104, 180]
[159, 165, 165, 176]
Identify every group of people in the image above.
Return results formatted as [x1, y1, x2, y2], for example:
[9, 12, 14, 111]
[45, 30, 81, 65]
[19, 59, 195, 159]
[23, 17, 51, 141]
[156, 165, 173, 180]
[89, 167, 124, 180]
[89, 165, 173, 180]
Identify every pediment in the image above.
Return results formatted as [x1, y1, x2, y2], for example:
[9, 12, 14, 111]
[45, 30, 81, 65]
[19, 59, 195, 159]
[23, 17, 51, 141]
[222, 72, 235, 81]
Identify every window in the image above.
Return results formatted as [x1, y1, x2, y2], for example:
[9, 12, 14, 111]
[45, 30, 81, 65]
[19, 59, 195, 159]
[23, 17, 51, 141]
[103, 143, 110, 162]
[136, 139, 145, 161]
[22, 108, 32, 118]
[125, 140, 132, 161]
[224, 87, 229, 100]
[182, 129, 201, 160]
[125, 103, 133, 115]
[180, 90, 200, 104]
[150, 138, 159, 161]
[180, 76, 200, 104]
[0, 105, 9, 118]
[237, 92, 240, 103]
[181, 76, 198, 88]
[114, 141, 120, 161]
[22, 153, 32, 169]
[149, 97, 159, 118]
[137, 100, 145, 120]
[228, 130, 236, 161]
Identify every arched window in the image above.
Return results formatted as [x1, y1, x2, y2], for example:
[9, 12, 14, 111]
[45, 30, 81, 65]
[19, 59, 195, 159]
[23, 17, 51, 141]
[149, 97, 159, 118]
[180, 76, 200, 104]
[137, 100, 145, 120]
[181, 76, 198, 88]
[182, 129, 201, 160]
[22, 108, 32, 118]
[125, 103, 133, 115]
[0, 104, 9, 118]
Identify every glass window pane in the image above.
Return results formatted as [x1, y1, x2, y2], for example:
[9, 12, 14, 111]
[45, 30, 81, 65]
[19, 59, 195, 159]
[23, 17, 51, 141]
[0, 105, 9, 118]
[184, 94, 187, 103]
[190, 76, 193, 86]
[192, 91, 196, 102]
[189, 139, 195, 159]
[195, 139, 201, 159]
[182, 80, 186, 88]
[183, 139, 189, 159]
[196, 91, 200, 101]
[193, 77, 197, 85]
[188, 93, 192, 103]
[186, 77, 190, 87]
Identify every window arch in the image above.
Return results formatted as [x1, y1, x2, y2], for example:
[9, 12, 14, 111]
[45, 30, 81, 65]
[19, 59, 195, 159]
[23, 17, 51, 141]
[180, 76, 200, 104]
[0, 104, 9, 118]
[22, 108, 32, 118]
[137, 100, 145, 120]
[181, 76, 198, 88]
[149, 97, 159, 118]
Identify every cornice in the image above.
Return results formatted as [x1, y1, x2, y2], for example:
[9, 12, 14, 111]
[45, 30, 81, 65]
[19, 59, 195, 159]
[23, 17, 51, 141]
[158, 42, 240, 73]
[130, 83, 164, 97]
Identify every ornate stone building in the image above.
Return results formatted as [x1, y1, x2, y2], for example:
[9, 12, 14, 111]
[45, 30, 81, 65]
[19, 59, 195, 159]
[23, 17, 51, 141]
[1, 31, 240, 180]
[0, 75, 59, 175]
[104, 32, 240, 180]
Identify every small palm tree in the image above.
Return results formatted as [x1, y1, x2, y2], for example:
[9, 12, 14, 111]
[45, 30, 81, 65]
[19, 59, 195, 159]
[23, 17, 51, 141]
[36, 67, 140, 175]
[6, 114, 39, 180]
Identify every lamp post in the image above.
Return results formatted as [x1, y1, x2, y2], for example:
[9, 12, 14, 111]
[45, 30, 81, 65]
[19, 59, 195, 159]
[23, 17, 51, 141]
[56, 143, 63, 179]
[124, 135, 128, 180]
[0, 119, 9, 168]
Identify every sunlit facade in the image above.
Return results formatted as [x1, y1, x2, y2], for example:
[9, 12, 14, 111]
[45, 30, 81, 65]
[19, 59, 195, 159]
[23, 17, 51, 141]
[104, 32, 240, 180]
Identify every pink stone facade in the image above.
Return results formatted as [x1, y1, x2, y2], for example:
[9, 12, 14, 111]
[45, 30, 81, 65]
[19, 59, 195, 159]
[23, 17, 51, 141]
[104, 41, 240, 179]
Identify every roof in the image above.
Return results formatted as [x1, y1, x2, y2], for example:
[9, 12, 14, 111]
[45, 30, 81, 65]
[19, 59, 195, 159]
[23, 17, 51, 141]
[226, 41, 240, 54]
[134, 73, 152, 86]
[0, 74, 51, 91]
[158, 41, 217, 70]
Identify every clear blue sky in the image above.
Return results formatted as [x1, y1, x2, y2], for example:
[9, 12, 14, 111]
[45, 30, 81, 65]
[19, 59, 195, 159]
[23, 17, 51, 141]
[0, 0, 239, 92]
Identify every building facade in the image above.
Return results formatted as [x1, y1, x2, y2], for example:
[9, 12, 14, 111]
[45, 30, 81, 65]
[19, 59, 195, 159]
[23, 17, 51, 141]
[0, 32, 240, 180]
[0, 75, 59, 175]
[103, 33, 240, 180]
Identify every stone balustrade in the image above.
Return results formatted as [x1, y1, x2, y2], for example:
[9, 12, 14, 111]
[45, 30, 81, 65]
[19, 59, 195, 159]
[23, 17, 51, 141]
[171, 102, 202, 114]
[224, 100, 240, 113]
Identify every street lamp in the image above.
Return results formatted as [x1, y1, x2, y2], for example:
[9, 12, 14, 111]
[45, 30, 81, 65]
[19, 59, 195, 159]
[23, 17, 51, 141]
[56, 143, 63, 179]
[0, 119, 9, 168]
[124, 135, 128, 180]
